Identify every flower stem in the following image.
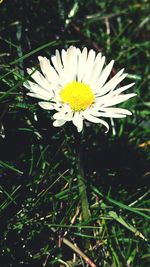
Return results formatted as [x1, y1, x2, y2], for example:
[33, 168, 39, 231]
[74, 131, 91, 249]
[76, 158, 91, 223]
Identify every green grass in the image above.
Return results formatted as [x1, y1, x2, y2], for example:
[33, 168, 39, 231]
[0, 0, 150, 266]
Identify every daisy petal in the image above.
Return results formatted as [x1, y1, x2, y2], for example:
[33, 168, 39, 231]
[53, 120, 66, 127]
[53, 111, 63, 120]
[24, 80, 52, 99]
[103, 93, 136, 107]
[96, 73, 128, 96]
[27, 92, 49, 101]
[38, 102, 54, 110]
[51, 49, 63, 74]
[27, 68, 54, 93]
[25, 46, 136, 132]
[82, 49, 96, 83]
[97, 118, 109, 132]
[84, 113, 102, 123]
[38, 56, 59, 83]
[89, 56, 104, 86]
[64, 112, 74, 121]
[114, 83, 135, 95]
[89, 109, 127, 118]
[96, 60, 114, 88]
[73, 112, 83, 132]
[84, 113, 109, 132]
[77, 47, 88, 82]
[101, 107, 132, 115]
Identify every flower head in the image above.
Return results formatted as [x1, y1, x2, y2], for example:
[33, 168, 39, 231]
[24, 46, 136, 132]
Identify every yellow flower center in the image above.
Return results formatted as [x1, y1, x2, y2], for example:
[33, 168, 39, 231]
[60, 81, 95, 111]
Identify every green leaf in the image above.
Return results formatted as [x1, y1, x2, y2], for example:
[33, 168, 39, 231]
[92, 187, 150, 220]
[109, 211, 147, 241]
[0, 160, 23, 175]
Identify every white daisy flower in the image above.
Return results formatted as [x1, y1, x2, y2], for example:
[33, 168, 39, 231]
[24, 46, 136, 132]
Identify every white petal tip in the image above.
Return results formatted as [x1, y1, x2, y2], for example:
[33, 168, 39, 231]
[53, 120, 66, 127]
[38, 56, 43, 61]
[27, 93, 34, 97]
[27, 68, 31, 73]
[38, 102, 52, 110]
[131, 93, 137, 97]
[23, 81, 29, 87]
